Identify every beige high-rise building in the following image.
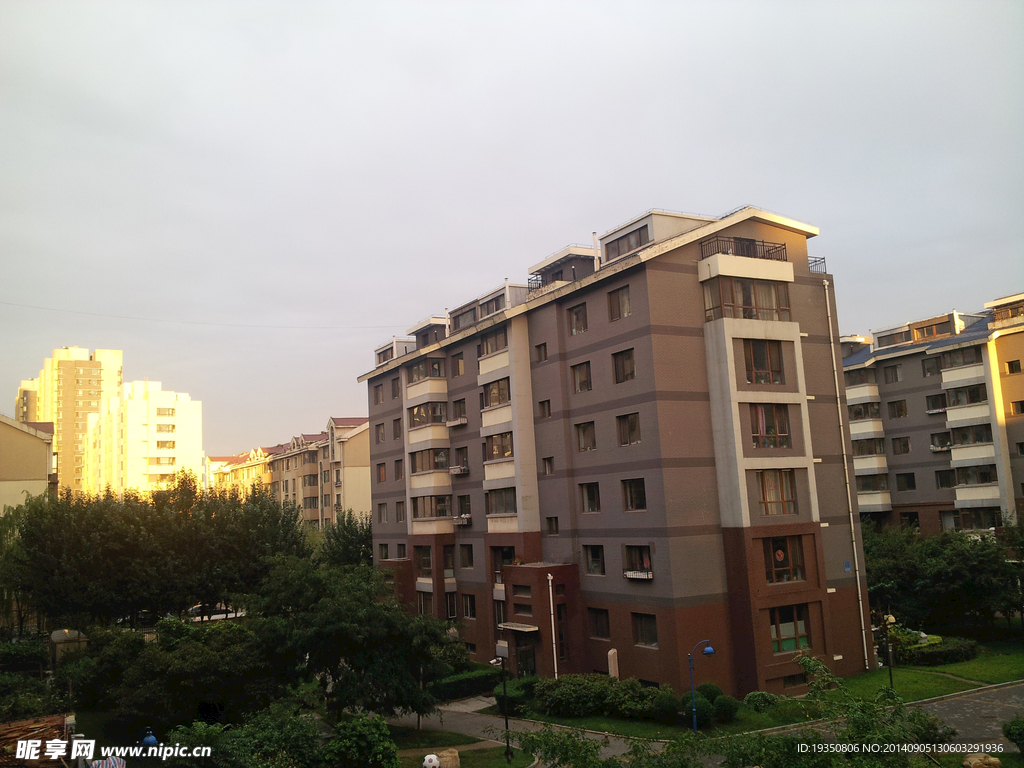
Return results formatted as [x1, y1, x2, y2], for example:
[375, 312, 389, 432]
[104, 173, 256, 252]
[17, 348, 123, 492]
[83, 381, 204, 494]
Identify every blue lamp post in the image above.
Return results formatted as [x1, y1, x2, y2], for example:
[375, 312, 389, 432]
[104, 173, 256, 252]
[688, 640, 715, 734]
[139, 727, 158, 768]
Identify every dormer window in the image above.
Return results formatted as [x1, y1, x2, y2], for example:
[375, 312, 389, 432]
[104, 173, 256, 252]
[606, 225, 650, 260]
[481, 295, 505, 317]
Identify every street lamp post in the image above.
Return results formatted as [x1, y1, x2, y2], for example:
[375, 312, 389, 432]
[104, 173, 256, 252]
[490, 656, 513, 765]
[688, 640, 715, 734]
[138, 727, 157, 768]
[884, 614, 897, 689]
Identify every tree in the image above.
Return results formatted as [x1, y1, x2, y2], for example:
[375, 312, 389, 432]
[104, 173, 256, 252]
[317, 510, 373, 568]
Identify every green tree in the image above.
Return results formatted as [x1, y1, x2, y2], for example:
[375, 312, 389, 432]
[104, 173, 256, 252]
[325, 713, 399, 768]
[317, 510, 373, 568]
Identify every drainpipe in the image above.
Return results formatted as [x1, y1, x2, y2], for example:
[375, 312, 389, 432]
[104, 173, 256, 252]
[547, 573, 558, 679]
[592, 231, 600, 270]
[823, 278, 870, 671]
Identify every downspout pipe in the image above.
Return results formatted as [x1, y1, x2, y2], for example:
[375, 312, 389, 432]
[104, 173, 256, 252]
[548, 573, 558, 679]
[823, 278, 871, 671]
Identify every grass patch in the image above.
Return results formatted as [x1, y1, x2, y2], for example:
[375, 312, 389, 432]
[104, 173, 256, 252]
[707, 698, 819, 735]
[908, 640, 1024, 684]
[837, 667, 979, 703]
[388, 725, 481, 749]
[399, 747, 532, 768]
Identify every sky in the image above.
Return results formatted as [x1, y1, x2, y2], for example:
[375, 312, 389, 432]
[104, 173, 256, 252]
[1, 1, 1022, 455]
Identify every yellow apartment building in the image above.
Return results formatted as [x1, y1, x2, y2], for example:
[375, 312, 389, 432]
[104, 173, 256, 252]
[0, 415, 55, 511]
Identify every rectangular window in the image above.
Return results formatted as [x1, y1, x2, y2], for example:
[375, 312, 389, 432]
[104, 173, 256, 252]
[514, 602, 533, 617]
[443, 545, 455, 571]
[392, 377, 400, 398]
[951, 423, 993, 445]
[393, 418, 402, 440]
[375, 423, 386, 444]
[750, 404, 791, 448]
[408, 358, 445, 382]
[1008, 360, 1022, 374]
[410, 448, 449, 473]
[483, 378, 511, 407]
[624, 545, 652, 573]
[584, 545, 605, 575]
[449, 352, 464, 378]
[896, 473, 916, 491]
[613, 349, 636, 383]
[460, 544, 474, 568]
[408, 402, 447, 427]
[463, 594, 476, 618]
[568, 303, 588, 336]
[411, 495, 452, 519]
[538, 399, 551, 418]
[446, 592, 457, 619]
[744, 340, 784, 384]
[454, 447, 469, 472]
[479, 326, 508, 356]
[892, 437, 911, 455]
[935, 469, 956, 489]
[763, 537, 805, 583]
[374, 384, 384, 405]
[417, 592, 432, 616]
[414, 546, 431, 577]
[572, 362, 592, 393]
[379, 543, 389, 560]
[852, 438, 885, 456]
[485, 432, 514, 460]
[848, 401, 881, 421]
[576, 422, 596, 451]
[156, 407, 175, 417]
[922, 358, 941, 377]
[757, 470, 797, 515]
[887, 400, 908, 419]
[485, 487, 517, 515]
[580, 482, 601, 513]
[926, 394, 947, 412]
[543, 457, 554, 475]
[947, 384, 988, 407]
[632, 613, 658, 647]
[617, 413, 641, 446]
[703, 276, 791, 322]
[589, 608, 611, 639]
[956, 465, 997, 485]
[883, 365, 902, 384]
[622, 478, 647, 511]
[940, 346, 983, 370]
[396, 542, 406, 558]
[546, 516, 559, 534]
[513, 585, 531, 598]
[453, 308, 476, 331]
[394, 459, 404, 480]
[770, 604, 809, 652]
[395, 501, 405, 522]
[856, 474, 889, 492]
[608, 286, 631, 321]
[931, 432, 952, 450]
[156, 441, 175, 449]
[844, 368, 875, 386]
[376, 463, 386, 483]
[457, 494, 471, 517]
[1014, 401, 1024, 415]
[605, 226, 649, 259]
[481, 294, 505, 317]
[536, 343, 548, 362]
[452, 399, 467, 420]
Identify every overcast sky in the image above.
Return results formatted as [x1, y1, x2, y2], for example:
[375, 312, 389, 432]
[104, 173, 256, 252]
[2, 1, 1022, 455]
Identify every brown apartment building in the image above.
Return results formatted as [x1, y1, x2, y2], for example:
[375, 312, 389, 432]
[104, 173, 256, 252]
[842, 293, 1024, 534]
[361, 207, 875, 697]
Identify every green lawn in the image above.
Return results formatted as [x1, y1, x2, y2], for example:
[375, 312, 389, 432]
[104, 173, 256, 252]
[837, 667, 980, 703]
[399, 747, 533, 768]
[388, 725, 482, 749]
[907, 641, 1024, 685]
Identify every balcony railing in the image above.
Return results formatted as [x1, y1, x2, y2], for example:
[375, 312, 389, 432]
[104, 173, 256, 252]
[809, 256, 828, 274]
[452, 514, 471, 526]
[700, 237, 787, 262]
[623, 569, 654, 580]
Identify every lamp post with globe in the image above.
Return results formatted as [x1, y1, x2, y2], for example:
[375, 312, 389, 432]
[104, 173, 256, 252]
[688, 640, 715, 734]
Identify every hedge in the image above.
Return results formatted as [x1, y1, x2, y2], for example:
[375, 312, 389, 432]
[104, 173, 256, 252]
[0, 642, 48, 674]
[1002, 714, 1024, 753]
[533, 675, 678, 722]
[493, 675, 537, 716]
[696, 682, 723, 704]
[428, 666, 502, 701]
[743, 690, 781, 713]
[713, 695, 739, 723]
[900, 636, 978, 666]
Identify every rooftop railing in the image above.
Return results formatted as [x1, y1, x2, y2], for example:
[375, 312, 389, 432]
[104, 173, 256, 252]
[700, 236, 787, 262]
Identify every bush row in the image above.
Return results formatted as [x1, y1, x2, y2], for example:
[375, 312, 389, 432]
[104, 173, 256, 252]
[898, 636, 978, 666]
[428, 665, 502, 701]
[493, 675, 538, 716]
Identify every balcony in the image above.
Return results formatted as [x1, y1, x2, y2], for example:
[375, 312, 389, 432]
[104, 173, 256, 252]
[446, 416, 468, 428]
[700, 237, 787, 262]
[950, 443, 996, 466]
[849, 418, 885, 439]
[449, 465, 469, 476]
[623, 569, 654, 581]
[941, 363, 986, 388]
[452, 514, 471, 526]
[857, 491, 892, 512]
[845, 383, 879, 404]
[853, 456, 888, 474]
[945, 403, 991, 427]
[955, 484, 1000, 506]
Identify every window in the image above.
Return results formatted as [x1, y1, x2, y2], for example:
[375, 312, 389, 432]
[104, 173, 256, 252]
[703, 276, 791, 322]
[899, 511, 920, 530]
[927, 432, 951, 450]
[454, 447, 469, 471]
[956, 465, 997, 485]
[1008, 360, 1022, 374]
[417, 592, 433, 616]
[589, 608, 611, 639]
[876, 329, 912, 348]
[376, 463, 386, 483]
[408, 358, 445, 382]
[485, 432, 514, 460]
[379, 543, 389, 560]
[408, 402, 447, 427]
[616, 413, 642, 446]
[483, 378, 511, 407]
[536, 343, 548, 362]
[414, 546, 431, 576]
[844, 368, 875, 386]
[481, 294, 505, 317]
[445, 592, 457, 619]
[926, 394, 947, 412]
[539, 399, 551, 418]
[375, 423, 386, 444]
[511, 602, 532, 617]
[763, 537, 805, 583]
[156, 407, 175, 417]
[373, 384, 384, 405]
[744, 340, 784, 384]
[457, 494, 471, 517]
[156, 441, 175, 449]
[393, 418, 402, 439]
[451, 352, 464, 377]
[632, 613, 658, 647]
[459, 544, 474, 568]
[609, 286, 631, 321]
[770, 604, 809, 652]
[584, 545, 605, 575]
[581, 482, 601, 513]
[392, 377, 400, 398]
[757, 470, 797, 515]
[543, 457, 554, 475]
[1014, 401, 1024, 415]
[913, 321, 951, 341]
[410, 448, 449, 473]
[396, 542, 406, 558]
[452, 308, 476, 331]
[443, 545, 455, 571]
[463, 594, 476, 619]
[892, 437, 910, 455]
[394, 459, 404, 480]
[624, 545, 652, 574]
[883, 365, 902, 384]
[411, 495, 451, 518]
[947, 384, 988, 407]
[750, 404, 791, 448]
[576, 422, 596, 451]
[940, 346, 982, 369]
[513, 585, 531, 598]
[856, 474, 889, 492]
[486, 487, 517, 515]
[896, 473, 916, 491]
[568, 303, 588, 335]
[1016, 442, 1024, 455]
[494, 600, 505, 627]
[922, 358, 941, 377]
[935, 470, 956, 489]
[848, 402, 881, 421]
[605, 226, 649, 260]
[572, 362, 592, 393]
[952, 423, 993, 445]
[479, 326, 508, 356]
[396, 501, 405, 522]
[613, 349, 635, 383]
[852, 438, 885, 457]
[887, 400, 907, 419]
[546, 516, 559, 534]
[622, 478, 647, 511]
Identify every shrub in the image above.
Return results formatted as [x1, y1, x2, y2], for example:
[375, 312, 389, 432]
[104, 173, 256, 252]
[743, 690, 781, 713]
[683, 693, 714, 728]
[900, 636, 978, 666]
[428, 666, 501, 701]
[713, 695, 739, 723]
[696, 682, 723, 704]
[534, 674, 613, 717]
[905, 708, 957, 745]
[606, 678, 657, 720]
[1003, 714, 1024, 753]
[493, 675, 536, 716]
[651, 688, 680, 725]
